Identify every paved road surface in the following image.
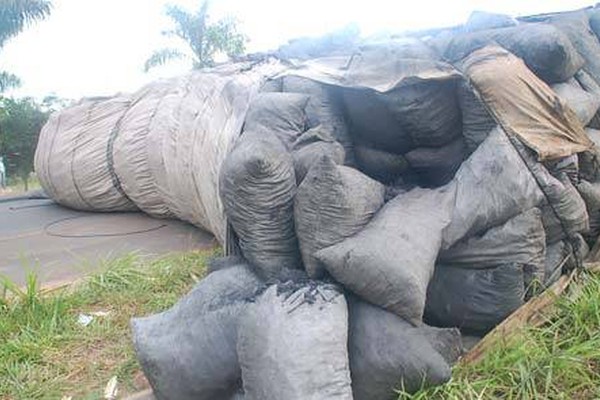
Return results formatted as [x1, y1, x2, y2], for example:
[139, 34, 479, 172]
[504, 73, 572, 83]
[0, 198, 216, 286]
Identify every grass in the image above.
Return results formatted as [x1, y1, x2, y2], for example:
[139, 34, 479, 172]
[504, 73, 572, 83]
[0, 249, 218, 400]
[1, 250, 599, 399]
[403, 271, 600, 400]
[0, 175, 40, 196]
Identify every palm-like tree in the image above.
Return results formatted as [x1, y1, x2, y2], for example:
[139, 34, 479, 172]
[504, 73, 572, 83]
[0, 71, 21, 93]
[145, 2, 246, 72]
[0, 0, 52, 92]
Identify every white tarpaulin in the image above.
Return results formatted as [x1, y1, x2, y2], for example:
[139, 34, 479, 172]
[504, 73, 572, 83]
[35, 60, 284, 243]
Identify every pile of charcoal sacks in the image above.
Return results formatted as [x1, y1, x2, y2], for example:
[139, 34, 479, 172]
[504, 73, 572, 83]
[132, 7, 600, 400]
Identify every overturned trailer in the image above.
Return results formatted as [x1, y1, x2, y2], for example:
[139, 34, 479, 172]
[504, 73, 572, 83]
[35, 5, 600, 400]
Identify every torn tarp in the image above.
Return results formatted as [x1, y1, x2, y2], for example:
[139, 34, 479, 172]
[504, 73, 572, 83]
[460, 46, 592, 161]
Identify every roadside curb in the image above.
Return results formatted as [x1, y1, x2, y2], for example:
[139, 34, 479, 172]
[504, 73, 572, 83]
[0, 190, 49, 204]
[0, 194, 31, 204]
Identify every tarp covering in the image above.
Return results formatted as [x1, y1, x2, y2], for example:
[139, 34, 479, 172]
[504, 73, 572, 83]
[278, 46, 461, 93]
[35, 61, 284, 243]
[111, 78, 181, 219]
[460, 45, 593, 160]
[34, 96, 137, 212]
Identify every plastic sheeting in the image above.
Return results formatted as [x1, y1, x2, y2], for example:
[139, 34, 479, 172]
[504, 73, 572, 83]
[278, 48, 460, 94]
[460, 46, 592, 161]
[34, 96, 137, 212]
[35, 61, 284, 243]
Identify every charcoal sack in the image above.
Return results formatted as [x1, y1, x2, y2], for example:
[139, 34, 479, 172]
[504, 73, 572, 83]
[353, 143, 410, 183]
[243, 93, 309, 148]
[425, 263, 526, 334]
[291, 126, 345, 183]
[283, 75, 354, 163]
[238, 283, 353, 400]
[349, 299, 456, 399]
[444, 23, 583, 83]
[220, 130, 302, 278]
[442, 127, 547, 249]
[294, 156, 385, 278]
[317, 186, 455, 325]
[132, 262, 262, 400]
[405, 137, 467, 187]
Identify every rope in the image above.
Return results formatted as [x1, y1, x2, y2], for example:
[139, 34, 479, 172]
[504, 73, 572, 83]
[70, 102, 97, 210]
[466, 76, 584, 269]
[44, 215, 167, 238]
[105, 98, 139, 201]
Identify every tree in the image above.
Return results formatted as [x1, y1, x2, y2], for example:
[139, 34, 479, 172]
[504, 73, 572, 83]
[0, 0, 52, 92]
[145, 2, 246, 72]
[40, 94, 73, 113]
[0, 72, 21, 93]
[0, 97, 49, 190]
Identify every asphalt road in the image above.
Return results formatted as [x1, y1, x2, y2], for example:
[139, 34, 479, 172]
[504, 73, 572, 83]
[0, 198, 216, 286]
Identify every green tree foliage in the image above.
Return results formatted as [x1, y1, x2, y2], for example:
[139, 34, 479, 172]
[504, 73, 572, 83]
[145, 1, 246, 72]
[0, 97, 49, 190]
[0, 0, 52, 92]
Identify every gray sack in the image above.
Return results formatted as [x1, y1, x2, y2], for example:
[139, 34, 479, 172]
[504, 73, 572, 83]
[291, 126, 345, 184]
[220, 130, 302, 278]
[238, 283, 353, 400]
[342, 79, 461, 153]
[548, 11, 600, 87]
[443, 23, 583, 83]
[544, 240, 571, 287]
[442, 127, 549, 249]
[464, 11, 517, 32]
[457, 80, 496, 154]
[404, 137, 467, 187]
[341, 42, 461, 152]
[349, 299, 457, 399]
[541, 173, 589, 244]
[243, 92, 309, 148]
[294, 156, 385, 278]
[440, 208, 546, 293]
[551, 78, 600, 127]
[131, 261, 263, 400]
[353, 143, 410, 183]
[576, 179, 600, 240]
[425, 263, 526, 334]
[316, 185, 455, 325]
[283, 75, 354, 164]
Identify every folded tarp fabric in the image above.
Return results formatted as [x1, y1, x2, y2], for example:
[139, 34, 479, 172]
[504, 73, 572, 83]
[460, 45, 592, 161]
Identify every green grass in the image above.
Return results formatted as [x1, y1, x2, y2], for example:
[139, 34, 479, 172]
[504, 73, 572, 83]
[1, 250, 599, 400]
[403, 272, 600, 400]
[0, 249, 218, 400]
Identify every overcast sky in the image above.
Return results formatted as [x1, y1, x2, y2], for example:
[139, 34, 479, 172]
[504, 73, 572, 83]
[0, 0, 593, 100]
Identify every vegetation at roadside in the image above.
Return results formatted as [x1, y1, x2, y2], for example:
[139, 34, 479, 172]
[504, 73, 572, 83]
[0, 97, 50, 191]
[403, 271, 600, 400]
[0, 2, 63, 192]
[0, 0, 53, 92]
[0, 249, 218, 400]
[0, 174, 40, 195]
[145, 1, 247, 72]
[1, 248, 599, 399]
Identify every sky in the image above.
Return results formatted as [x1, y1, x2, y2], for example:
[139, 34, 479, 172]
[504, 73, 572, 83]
[0, 0, 594, 100]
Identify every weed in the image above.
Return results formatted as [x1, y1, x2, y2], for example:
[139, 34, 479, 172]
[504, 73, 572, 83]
[1, 249, 598, 399]
[402, 272, 600, 400]
[0, 249, 218, 399]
